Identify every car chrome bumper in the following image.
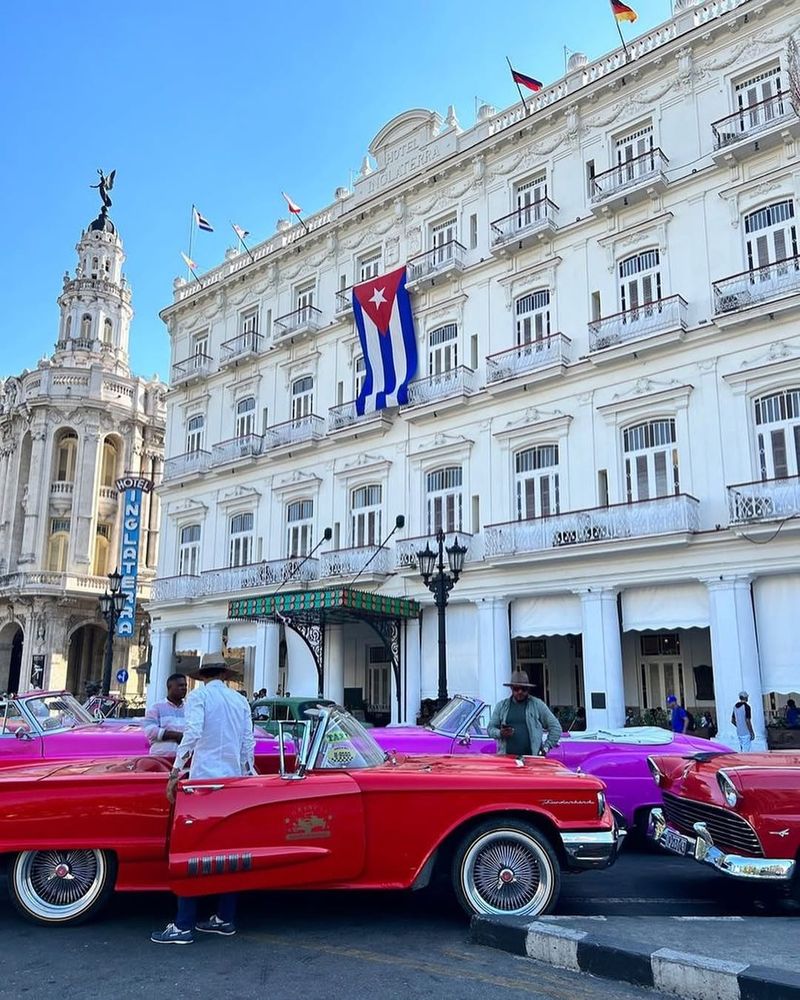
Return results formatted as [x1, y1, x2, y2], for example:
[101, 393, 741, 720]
[648, 807, 796, 881]
[562, 824, 624, 870]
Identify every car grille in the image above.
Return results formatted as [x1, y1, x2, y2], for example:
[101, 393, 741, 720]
[662, 792, 763, 857]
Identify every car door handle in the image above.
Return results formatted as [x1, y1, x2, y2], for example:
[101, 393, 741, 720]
[182, 784, 225, 794]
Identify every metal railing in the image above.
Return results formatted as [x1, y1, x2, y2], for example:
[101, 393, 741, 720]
[727, 475, 800, 524]
[171, 353, 213, 384]
[588, 295, 688, 351]
[712, 92, 795, 149]
[273, 305, 322, 339]
[407, 240, 466, 284]
[590, 148, 669, 201]
[151, 575, 201, 602]
[406, 366, 475, 406]
[211, 434, 263, 465]
[263, 414, 325, 449]
[490, 199, 559, 245]
[713, 255, 800, 313]
[163, 449, 211, 480]
[319, 545, 393, 578]
[335, 287, 353, 314]
[484, 494, 700, 556]
[200, 558, 319, 596]
[220, 331, 262, 363]
[486, 334, 571, 383]
[394, 531, 473, 570]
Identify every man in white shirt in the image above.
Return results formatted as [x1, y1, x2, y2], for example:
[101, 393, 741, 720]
[151, 657, 255, 946]
[143, 673, 187, 755]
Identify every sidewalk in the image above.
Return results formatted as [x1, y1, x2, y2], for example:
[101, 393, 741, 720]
[471, 914, 800, 1000]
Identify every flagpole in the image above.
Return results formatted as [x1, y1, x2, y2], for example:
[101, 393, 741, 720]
[231, 223, 255, 263]
[506, 56, 530, 116]
[614, 17, 631, 63]
[188, 204, 196, 278]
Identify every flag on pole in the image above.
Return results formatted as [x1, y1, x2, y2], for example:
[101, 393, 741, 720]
[282, 192, 302, 215]
[611, 0, 637, 23]
[232, 223, 250, 240]
[353, 267, 418, 416]
[509, 66, 543, 93]
[181, 251, 197, 271]
[194, 207, 214, 232]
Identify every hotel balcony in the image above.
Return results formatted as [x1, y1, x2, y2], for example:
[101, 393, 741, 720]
[589, 149, 669, 215]
[712, 255, 800, 325]
[405, 366, 476, 419]
[327, 399, 393, 438]
[334, 287, 353, 316]
[263, 414, 325, 451]
[273, 305, 322, 343]
[200, 559, 319, 597]
[727, 475, 800, 525]
[588, 295, 687, 362]
[489, 199, 559, 256]
[319, 545, 393, 580]
[394, 531, 475, 571]
[711, 94, 800, 164]
[485, 334, 571, 393]
[163, 449, 211, 481]
[484, 494, 700, 559]
[151, 574, 201, 602]
[0, 572, 120, 596]
[406, 241, 466, 290]
[220, 331, 263, 366]
[211, 433, 263, 467]
[171, 352, 213, 386]
[50, 480, 74, 498]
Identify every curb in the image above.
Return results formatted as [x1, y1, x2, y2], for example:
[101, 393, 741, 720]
[470, 916, 800, 1000]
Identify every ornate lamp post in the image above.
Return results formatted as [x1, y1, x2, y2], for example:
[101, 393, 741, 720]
[98, 568, 126, 696]
[416, 528, 468, 707]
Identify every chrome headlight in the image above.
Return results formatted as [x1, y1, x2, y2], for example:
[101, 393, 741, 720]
[717, 770, 740, 808]
[647, 756, 663, 787]
[597, 790, 607, 818]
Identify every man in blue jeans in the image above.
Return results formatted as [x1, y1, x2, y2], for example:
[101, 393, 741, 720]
[151, 656, 255, 945]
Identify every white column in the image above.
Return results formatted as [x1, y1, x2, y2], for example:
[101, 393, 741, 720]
[476, 597, 511, 709]
[577, 588, 625, 729]
[401, 618, 421, 725]
[705, 577, 767, 750]
[253, 621, 280, 694]
[69, 428, 101, 573]
[325, 624, 344, 703]
[146, 627, 174, 708]
[199, 623, 224, 657]
[19, 425, 49, 566]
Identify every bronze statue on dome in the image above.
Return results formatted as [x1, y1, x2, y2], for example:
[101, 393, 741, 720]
[91, 168, 116, 211]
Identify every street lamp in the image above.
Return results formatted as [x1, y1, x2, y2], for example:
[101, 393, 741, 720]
[98, 568, 126, 696]
[416, 527, 468, 707]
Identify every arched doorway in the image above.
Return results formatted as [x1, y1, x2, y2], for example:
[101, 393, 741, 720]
[0, 623, 23, 694]
[66, 624, 107, 697]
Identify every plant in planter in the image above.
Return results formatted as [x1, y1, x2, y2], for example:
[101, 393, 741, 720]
[766, 719, 800, 750]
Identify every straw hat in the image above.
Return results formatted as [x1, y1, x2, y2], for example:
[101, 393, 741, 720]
[503, 670, 536, 689]
[188, 653, 242, 681]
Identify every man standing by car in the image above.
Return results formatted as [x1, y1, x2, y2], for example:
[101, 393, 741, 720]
[732, 691, 755, 751]
[143, 673, 187, 756]
[488, 671, 561, 757]
[151, 656, 255, 946]
[667, 695, 689, 734]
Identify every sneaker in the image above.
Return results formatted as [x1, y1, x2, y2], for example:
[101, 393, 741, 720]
[150, 922, 193, 945]
[195, 914, 236, 936]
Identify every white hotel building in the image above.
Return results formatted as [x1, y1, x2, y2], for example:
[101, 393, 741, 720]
[150, 0, 800, 748]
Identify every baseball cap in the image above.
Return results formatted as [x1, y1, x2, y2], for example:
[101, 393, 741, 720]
[738, 691, 749, 700]
[666, 695, 678, 704]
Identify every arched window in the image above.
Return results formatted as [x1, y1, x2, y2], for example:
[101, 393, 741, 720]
[93, 523, 111, 576]
[100, 439, 118, 487]
[64, 315, 72, 339]
[235, 396, 256, 438]
[428, 323, 458, 375]
[102, 318, 113, 344]
[426, 466, 463, 533]
[623, 418, 679, 502]
[80, 314, 93, 340]
[286, 499, 313, 557]
[515, 292, 551, 347]
[754, 388, 800, 480]
[47, 518, 70, 572]
[55, 431, 78, 482]
[91, 257, 99, 277]
[744, 200, 797, 274]
[351, 485, 382, 546]
[515, 445, 559, 520]
[186, 414, 204, 453]
[619, 249, 662, 317]
[291, 376, 314, 420]
[179, 524, 201, 576]
[229, 512, 254, 567]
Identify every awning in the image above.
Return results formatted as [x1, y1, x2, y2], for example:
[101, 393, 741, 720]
[225, 622, 257, 647]
[174, 627, 201, 651]
[622, 583, 709, 632]
[753, 576, 800, 694]
[511, 595, 582, 637]
[228, 587, 419, 623]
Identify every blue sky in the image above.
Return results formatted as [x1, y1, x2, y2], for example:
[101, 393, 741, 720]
[1, 1, 672, 381]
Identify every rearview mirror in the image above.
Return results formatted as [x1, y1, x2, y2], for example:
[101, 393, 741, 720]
[278, 719, 310, 780]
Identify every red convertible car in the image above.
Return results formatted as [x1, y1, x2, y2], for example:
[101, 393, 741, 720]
[648, 750, 800, 900]
[0, 706, 621, 926]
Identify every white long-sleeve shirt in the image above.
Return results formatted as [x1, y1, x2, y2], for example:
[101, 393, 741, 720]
[143, 699, 186, 755]
[173, 680, 256, 779]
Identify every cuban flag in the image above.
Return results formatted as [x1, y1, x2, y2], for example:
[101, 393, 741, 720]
[354, 266, 418, 415]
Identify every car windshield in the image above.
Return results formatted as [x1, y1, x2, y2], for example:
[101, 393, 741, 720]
[428, 696, 481, 735]
[22, 693, 94, 732]
[315, 708, 386, 770]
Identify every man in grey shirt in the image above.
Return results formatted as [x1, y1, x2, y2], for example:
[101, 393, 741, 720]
[488, 670, 562, 757]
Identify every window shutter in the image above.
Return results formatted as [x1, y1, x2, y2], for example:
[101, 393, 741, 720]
[771, 429, 788, 478]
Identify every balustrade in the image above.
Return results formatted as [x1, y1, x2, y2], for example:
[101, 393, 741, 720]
[713, 256, 800, 314]
[727, 475, 800, 524]
[588, 296, 687, 351]
[486, 335, 571, 383]
[406, 366, 475, 406]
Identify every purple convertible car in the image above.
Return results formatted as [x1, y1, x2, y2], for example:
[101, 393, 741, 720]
[370, 695, 731, 834]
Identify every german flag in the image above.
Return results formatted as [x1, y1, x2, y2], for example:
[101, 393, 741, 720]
[510, 67, 543, 93]
[611, 0, 638, 22]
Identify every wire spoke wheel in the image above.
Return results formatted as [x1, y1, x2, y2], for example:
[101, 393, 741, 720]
[11, 849, 113, 925]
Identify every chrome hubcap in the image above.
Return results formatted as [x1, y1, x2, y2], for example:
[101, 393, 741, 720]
[15, 849, 106, 921]
[462, 830, 552, 916]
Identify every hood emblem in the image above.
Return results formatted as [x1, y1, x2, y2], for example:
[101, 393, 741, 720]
[769, 829, 790, 838]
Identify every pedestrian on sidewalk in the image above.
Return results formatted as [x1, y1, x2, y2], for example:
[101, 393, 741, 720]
[150, 655, 256, 946]
[666, 695, 689, 734]
[487, 670, 561, 757]
[143, 673, 187, 756]
[731, 691, 755, 751]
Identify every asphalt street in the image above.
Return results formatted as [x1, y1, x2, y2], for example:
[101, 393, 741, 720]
[0, 848, 795, 1000]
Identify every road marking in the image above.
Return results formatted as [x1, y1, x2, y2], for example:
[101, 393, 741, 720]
[671, 916, 745, 921]
[565, 897, 710, 904]
[540, 915, 608, 921]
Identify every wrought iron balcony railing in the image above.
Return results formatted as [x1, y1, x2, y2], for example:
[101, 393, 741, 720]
[490, 199, 559, 246]
[712, 92, 795, 149]
[151, 574, 201, 601]
[171, 352, 213, 384]
[200, 559, 319, 596]
[406, 240, 466, 285]
[486, 334, 571, 383]
[211, 434, 263, 465]
[590, 148, 669, 201]
[406, 366, 475, 406]
[713, 255, 800, 313]
[273, 305, 322, 339]
[263, 414, 325, 449]
[163, 449, 211, 480]
[220, 331, 262, 363]
[394, 531, 473, 570]
[335, 287, 353, 314]
[588, 295, 688, 351]
[727, 475, 800, 524]
[319, 545, 392, 578]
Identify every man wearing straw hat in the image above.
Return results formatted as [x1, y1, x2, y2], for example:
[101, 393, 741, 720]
[151, 654, 255, 945]
[487, 670, 562, 758]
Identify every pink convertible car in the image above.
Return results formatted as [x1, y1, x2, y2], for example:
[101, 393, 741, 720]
[369, 695, 732, 834]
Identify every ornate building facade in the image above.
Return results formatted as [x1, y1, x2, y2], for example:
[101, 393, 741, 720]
[150, 0, 799, 748]
[0, 198, 166, 698]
